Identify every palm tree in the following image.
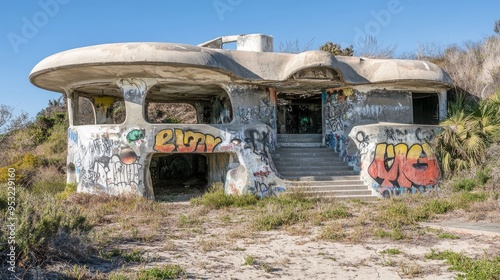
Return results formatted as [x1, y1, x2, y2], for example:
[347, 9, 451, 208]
[434, 90, 500, 174]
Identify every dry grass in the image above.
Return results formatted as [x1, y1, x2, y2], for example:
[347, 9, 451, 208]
[5, 182, 498, 278]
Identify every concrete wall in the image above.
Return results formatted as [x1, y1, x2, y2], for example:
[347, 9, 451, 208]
[321, 87, 443, 197]
[349, 124, 440, 197]
[323, 88, 413, 170]
[66, 81, 286, 199]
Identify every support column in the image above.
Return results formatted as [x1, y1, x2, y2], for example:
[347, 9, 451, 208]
[438, 90, 448, 122]
[65, 89, 77, 126]
[117, 78, 157, 124]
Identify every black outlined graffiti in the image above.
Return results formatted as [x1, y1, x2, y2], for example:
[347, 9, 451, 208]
[385, 128, 408, 142]
[324, 90, 354, 133]
[244, 128, 271, 164]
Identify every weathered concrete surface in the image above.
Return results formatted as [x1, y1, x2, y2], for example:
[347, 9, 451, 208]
[30, 35, 453, 199]
[349, 123, 440, 197]
[30, 43, 453, 94]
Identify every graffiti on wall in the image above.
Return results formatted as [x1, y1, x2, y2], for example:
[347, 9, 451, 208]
[68, 128, 144, 192]
[235, 96, 274, 126]
[82, 154, 142, 191]
[324, 90, 354, 133]
[367, 142, 440, 189]
[154, 128, 222, 153]
[243, 128, 271, 164]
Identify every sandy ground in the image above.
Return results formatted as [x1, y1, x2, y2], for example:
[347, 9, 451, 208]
[106, 201, 499, 280]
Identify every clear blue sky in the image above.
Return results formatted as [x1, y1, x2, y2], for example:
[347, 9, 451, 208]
[0, 0, 498, 118]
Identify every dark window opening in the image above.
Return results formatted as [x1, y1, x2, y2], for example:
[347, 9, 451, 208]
[146, 103, 197, 124]
[277, 93, 322, 134]
[412, 93, 439, 125]
[146, 84, 233, 124]
[73, 84, 125, 126]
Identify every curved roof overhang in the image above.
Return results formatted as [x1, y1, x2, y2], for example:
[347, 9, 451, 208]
[30, 42, 454, 95]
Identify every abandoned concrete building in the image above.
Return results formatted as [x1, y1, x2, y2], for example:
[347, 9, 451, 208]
[29, 34, 453, 200]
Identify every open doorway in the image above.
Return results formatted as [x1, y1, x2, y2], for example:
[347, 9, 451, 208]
[149, 153, 232, 201]
[150, 154, 208, 200]
[413, 93, 439, 124]
[276, 93, 322, 134]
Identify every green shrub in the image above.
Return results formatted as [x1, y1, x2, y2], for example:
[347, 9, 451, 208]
[449, 191, 488, 209]
[320, 205, 350, 219]
[476, 168, 491, 185]
[0, 153, 42, 185]
[136, 264, 185, 280]
[438, 233, 459, 239]
[426, 249, 500, 280]
[375, 201, 415, 229]
[423, 199, 452, 215]
[190, 182, 258, 209]
[253, 207, 303, 230]
[451, 178, 477, 192]
[122, 249, 144, 263]
[380, 248, 401, 255]
[56, 183, 78, 200]
[32, 179, 66, 196]
[0, 190, 90, 267]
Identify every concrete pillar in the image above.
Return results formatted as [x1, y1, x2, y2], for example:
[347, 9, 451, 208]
[438, 90, 447, 122]
[117, 78, 157, 124]
[66, 89, 76, 126]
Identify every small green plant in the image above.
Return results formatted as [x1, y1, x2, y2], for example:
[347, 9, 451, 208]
[380, 248, 401, 255]
[423, 199, 452, 215]
[319, 222, 346, 241]
[321, 205, 350, 219]
[451, 178, 477, 192]
[109, 273, 130, 280]
[190, 182, 258, 209]
[426, 249, 500, 280]
[476, 168, 491, 185]
[136, 264, 185, 280]
[438, 232, 459, 239]
[122, 249, 144, 263]
[56, 183, 78, 200]
[221, 214, 231, 224]
[178, 213, 202, 227]
[244, 255, 256, 266]
[64, 265, 90, 280]
[373, 228, 404, 240]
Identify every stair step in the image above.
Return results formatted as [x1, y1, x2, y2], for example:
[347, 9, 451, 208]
[273, 151, 339, 156]
[323, 195, 379, 201]
[279, 142, 322, 147]
[284, 175, 360, 181]
[290, 179, 365, 187]
[275, 165, 350, 171]
[290, 185, 367, 191]
[278, 166, 357, 177]
[273, 157, 344, 163]
[275, 162, 349, 168]
[303, 188, 372, 195]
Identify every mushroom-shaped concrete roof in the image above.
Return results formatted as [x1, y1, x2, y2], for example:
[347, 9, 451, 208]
[30, 42, 453, 93]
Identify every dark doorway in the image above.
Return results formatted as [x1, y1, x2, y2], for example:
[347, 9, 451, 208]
[150, 154, 208, 200]
[413, 93, 439, 124]
[277, 93, 322, 134]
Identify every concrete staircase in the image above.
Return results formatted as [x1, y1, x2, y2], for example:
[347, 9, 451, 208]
[273, 134, 377, 200]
